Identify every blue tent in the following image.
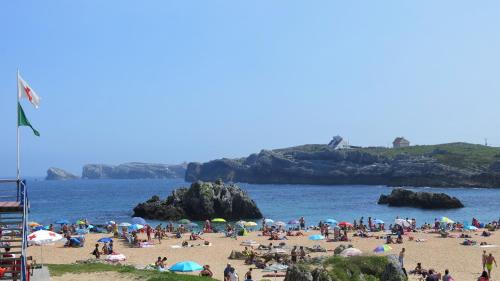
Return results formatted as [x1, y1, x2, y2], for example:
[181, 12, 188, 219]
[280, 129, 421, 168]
[169, 261, 203, 272]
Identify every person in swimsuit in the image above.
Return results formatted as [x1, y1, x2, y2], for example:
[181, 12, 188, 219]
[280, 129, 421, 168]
[485, 253, 497, 278]
[244, 268, 252, 281]
[483, 250, 487, 271]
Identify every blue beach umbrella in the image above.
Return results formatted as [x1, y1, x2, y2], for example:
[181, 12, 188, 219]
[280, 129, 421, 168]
[97, 237, 113, 243]
[325, 219, 338, 225]
[374, 219, 384, 224]
[55, 219, 69, 225]
[308, 234, 325, 241]
[169, 261, 203, 272]
[464, 225, 478, 231]
[264, 219, 274, 225]
[34, 226, 44, 231]
[129, 224, 144, 231]
[132, 217, 147, 225]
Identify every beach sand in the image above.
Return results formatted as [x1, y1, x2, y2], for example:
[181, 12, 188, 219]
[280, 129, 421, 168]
[28, 230, 500, 281]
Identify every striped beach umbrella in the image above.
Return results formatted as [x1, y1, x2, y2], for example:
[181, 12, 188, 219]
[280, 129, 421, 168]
[373, 245, 392, 253]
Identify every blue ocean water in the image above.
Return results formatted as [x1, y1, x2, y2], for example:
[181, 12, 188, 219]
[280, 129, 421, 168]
[25, 178, 500, 226]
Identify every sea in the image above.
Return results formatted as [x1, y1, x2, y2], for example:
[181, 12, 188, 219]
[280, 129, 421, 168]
[25, 178, 500, 226]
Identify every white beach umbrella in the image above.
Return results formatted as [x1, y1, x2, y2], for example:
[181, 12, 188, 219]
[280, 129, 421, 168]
[394, 219, 411, 228]
[118, 222, 131, 227]
[340, 248, 363, 257]
[274, 221, 286, 227]
[27, 230, 63, 245]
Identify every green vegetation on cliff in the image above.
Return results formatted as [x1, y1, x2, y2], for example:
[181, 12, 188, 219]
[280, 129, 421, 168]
[360, 142, 500, 170]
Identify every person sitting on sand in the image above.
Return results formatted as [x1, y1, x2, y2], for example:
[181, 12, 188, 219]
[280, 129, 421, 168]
[396, 234, 403, 244]
[182, 240, 189, 247]
[200, 265, 213, 277]
[91, 244, 100, 259]
[425, 269, 441, 281]
[478, 271, 489, 281]
[102, 243, 109, 255]
[155, 256, 162, 268]
[386, 235, 394, 244]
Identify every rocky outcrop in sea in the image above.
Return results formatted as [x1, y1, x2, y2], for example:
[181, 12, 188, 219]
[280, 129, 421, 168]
[82, 162, 186, 179]
[378, 188, 464, 209]
[132, 180, 263, 221]
[185, 143, 500, 188]
[45, 167, 79, 180]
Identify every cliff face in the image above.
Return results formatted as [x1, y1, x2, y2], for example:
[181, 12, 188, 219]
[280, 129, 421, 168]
[82, 162, 187, 179]
[185, 144, 500, 188]
[46, 167, 79, 180]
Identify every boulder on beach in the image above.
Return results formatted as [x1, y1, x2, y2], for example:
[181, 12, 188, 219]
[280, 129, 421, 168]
[132, 180, 263, 221]
[378, 188, 464, 209]
[46, 167, 79, 180]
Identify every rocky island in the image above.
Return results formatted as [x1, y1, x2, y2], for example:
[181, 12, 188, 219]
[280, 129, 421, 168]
[45, 167, 79, 180]
[133, 180, 263, 221]
[378, 188, 464, 209]
[82, 162, 186, 179]
[186, 142, 500, 188]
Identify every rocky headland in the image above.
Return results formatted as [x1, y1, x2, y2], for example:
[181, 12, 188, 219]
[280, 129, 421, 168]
[185, 142, 500, 188]
[133, 180, 263, 221]
[45, 167, 79, 180]
[82, 162, 186, 179]
[378, 188, 464, 209]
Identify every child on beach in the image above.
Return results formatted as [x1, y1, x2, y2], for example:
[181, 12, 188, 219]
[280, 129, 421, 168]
[91, 244, 100, 259]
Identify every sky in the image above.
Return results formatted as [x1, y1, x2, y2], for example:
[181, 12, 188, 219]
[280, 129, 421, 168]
[1, 1, 500, 176]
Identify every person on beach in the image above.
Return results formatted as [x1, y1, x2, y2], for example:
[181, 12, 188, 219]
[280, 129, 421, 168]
[299, 246, 306, 261]
[244, 268, 253, 281]
[399, 248, 405, 267]
[200, 265, 213, 277]
[291, 246, 297, 263]
[146, 225, 152, 241]
[483, 250, 488, 271]
[3, 246, 18, 281]
[485, 253, 497, 278]
[299, 217, 305, 230]
[478, 271, 489, 281]
[91, 243, 100, 259]
[228, 267, 239, 281]
[224, 263, 233, 281]
[442, 269, 453, 281]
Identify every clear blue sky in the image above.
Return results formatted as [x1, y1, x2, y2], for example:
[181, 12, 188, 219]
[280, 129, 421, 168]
[1, 1, 500, 176]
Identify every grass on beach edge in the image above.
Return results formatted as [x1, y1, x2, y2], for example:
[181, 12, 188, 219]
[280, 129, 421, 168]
[47, 263, 217, 281]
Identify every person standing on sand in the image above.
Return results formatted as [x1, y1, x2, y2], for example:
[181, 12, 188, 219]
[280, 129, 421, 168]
[299, 217, 305, 230]
[485, 253, 497, 278]
[399, 248, 405, 267]
[483, 250, 488, 271]
[291, 246, 297, 263]
[244, 268, 252, 281]
[92, 244, 100, 259]
[442, 269, 453, 281]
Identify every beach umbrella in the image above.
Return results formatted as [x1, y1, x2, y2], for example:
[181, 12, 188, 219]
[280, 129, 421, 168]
[440, 217, 454, 224]
[244, 221, 257, 227]
[118, 222, 131, 227]
[236, 220, 247, 227]
[97, 237, 113, 243]
[169, 261, 203, 272]
[340, 248, 363, 257]
[211, 218, 226, 223]
[269, 248, 288, 254]
[178, 219, 191, 225]
[187, 222, 199, 228]
[464, 225, 478, 231]
[308, 234, 325, 241]
[263, 264, 288, 272]
[394, 219, 411, 228]
[55, 219, 69, 225]
[28, 222, 40, 227]
[132, 217, 147, 225]
[28, 230, 64, 265]
[373, 245, 392, 253]
[288, 219, 300, 225]
[274, 221, 286, 227]
[325, 219, 338, 225]
[108, 221, 116, 225]
[373, 219, 384, 224]
[34, 226, 45, 231]
[129, 224, 144, 231]
[28, 230, 63, 245]
[338, 222, 353, 228]
[264, 219, 274, 224]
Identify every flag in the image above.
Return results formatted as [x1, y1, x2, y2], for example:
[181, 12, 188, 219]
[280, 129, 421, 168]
[18, 102, 40, 136]
[18, 73, 40, 108]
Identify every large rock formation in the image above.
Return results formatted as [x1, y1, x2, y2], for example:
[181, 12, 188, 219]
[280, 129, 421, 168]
[82, 162, 186, 179]
[133, 180, 263, 221]
[378, 188, 464, 209]
[45, 167, 79, 180]
[185, 143, 500, 188]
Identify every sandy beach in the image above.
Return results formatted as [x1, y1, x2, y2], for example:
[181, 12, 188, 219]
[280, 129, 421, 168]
[27, 228, 500, 281]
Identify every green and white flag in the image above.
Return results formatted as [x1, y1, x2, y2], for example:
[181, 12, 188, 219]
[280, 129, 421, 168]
[18, 102, 40, 136]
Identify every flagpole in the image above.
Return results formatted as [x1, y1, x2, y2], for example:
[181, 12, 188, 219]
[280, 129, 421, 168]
[16, 69, 20, 181]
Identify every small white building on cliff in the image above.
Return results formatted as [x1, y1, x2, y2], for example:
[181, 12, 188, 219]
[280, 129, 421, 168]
[328, 135, 351, 150]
